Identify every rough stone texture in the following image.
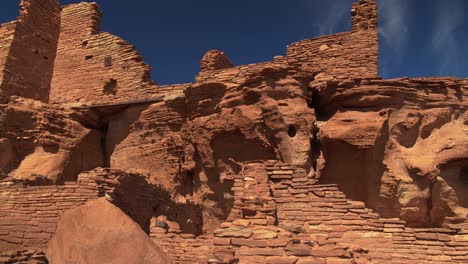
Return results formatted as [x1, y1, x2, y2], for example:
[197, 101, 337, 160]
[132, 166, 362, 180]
[0, 21, 16, 94]
[0, 97, 103, 183]
[46, 198, 170, 264]
[0, 169, 108, 252]
[0, 167, 195, 252]
[200, 50, 234, 72]
[50, 2, 158, 104]
[0, 0, 466, 263]
[0, 250, 47, 264]
[0, 0, 60, 104]
[286, 0, 378, 80]
[181, 67, 316, 232]
[316, 77, 468, 227]
[208, 163, 468, 264]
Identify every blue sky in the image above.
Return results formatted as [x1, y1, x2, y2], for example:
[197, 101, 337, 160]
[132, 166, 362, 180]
[1, 0, 467, 85]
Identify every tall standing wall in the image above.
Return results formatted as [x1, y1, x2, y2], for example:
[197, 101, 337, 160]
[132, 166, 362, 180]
[287, 0, 379, 80]
[50, 2, 158, 105]
[0, 0, 61, 104]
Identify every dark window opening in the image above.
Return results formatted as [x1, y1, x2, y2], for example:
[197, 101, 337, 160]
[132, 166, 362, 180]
[460, 166, 468, 184]
[185, 171, 194, 197]
[82, 40, 88, 47]
[34, 49, 39, 54]
[104, 56, 112, 67]
[242, 208, 257, 217]
[288, 125, 297, 138]
[43, 56, 48, 60]
[85, 55, 93, 60]
[103, 79, 117, 95]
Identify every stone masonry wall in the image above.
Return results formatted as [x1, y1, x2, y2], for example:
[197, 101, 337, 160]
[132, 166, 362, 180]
[150, 224, 213, 264]
[1, 160, 467, 263]
[196, 0, 378, 87]
[286, 0, 378, 80]
[209, 162, 468, 264]
[0, 167, 194, 254]
[0, 171, 110, 252]
[50, 2, 158, 105]
[0, 168, 157, 252]
[0, 22, 16, 93]
[149, 161, 468, 263]
[0, 0, 61, 104]
[200, 50, 234, 72]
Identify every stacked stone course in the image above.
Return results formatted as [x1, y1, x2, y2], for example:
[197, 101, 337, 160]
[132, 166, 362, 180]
[0, 0, 379, 106]
[0, 168, 162, 252]
[0, 0, 60, 104]
[50, 2, 158, 105]
[141, 161, 468, 263]
[0, 22, 16, 93]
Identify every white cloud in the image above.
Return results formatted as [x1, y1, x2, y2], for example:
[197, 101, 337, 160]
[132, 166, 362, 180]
[378, 0, 409, 52]
[316, 1, 352, 35]
[432, 0, 463, 74]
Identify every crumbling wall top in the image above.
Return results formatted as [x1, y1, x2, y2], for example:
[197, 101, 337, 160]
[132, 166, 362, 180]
[351, 0, 378, 32]
[200, 50, 234, 72]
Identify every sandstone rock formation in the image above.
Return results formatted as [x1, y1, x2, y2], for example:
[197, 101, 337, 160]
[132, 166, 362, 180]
[0, 97, 103, 183]
[0, 0, 467, 263]
[316, 78, 468, 227]
[46, 198, 170, 264]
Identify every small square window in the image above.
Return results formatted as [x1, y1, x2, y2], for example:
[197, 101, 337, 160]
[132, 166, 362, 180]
[104, 56, 112, 67]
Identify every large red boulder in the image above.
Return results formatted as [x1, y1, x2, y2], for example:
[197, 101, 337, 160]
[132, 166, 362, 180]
[46, 198, 170, 264]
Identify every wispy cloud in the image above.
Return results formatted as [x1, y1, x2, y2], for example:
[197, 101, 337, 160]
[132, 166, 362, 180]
[431, 0, 463, 75]
[378, 0, 409, 53]
[377, 0, 409, 77]
[316, 1, 352, 35]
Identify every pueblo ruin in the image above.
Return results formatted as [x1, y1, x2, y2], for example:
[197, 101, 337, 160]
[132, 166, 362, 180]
[0, 0, 467, 263]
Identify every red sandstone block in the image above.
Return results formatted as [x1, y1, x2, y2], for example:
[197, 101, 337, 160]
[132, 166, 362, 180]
[446, 241, 468, 247]
[285, 243, 312, 256]
[1, 235, 23, 244]
[37, 221, 57, 228]
[414, 240, 445, 246]
[444, 251, 468, 256]
[36, 217, 58, 223]
[231, 238, 267, 247]
[239, 247, 283, 256]
[11, 225, 42, 233]
[0, 219, 31, 226]
[23, 232, 51, 239]
[267, 239, 291, 248]
[239, 256, 266, 263]
[310, 248, 350, 258]
[212, 247, 235, 256]
[414, 232, 438, 240]
[296, 258, 325, 264]
[0, 215, 31, 221]
[271, 175, 293, 180]
[8, 231, 24, 239]
[265, 256, 298, 264]
[250, 219, 268, 226]
[324, 259, 353, 264]
[435, 234, 452, 242]
[213, 238, 231, 246]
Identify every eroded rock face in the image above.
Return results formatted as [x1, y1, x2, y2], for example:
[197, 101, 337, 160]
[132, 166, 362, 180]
[181, 68, 316, 231]
[315, 78, 468, 226]
[108, 97, 186, 191]
[0, 97, 103, 183]
[46, 198, 170, 264]
[102, 67, 317, 233]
